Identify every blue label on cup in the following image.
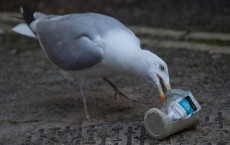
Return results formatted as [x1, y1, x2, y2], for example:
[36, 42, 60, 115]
[178, 98, 194, 115]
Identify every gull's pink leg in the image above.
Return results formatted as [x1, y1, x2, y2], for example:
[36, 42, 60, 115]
[103, 77, 137, 103]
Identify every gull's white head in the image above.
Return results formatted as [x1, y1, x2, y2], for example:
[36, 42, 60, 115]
[140, 50, 171, 103]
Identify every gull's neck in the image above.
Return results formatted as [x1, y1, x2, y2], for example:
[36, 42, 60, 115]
[124, 49, 149, 78]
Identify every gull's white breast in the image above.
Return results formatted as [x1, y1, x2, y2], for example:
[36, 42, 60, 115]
[73, 30, 141, 78]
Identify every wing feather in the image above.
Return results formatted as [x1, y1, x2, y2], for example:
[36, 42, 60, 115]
[35, 15, 104, 70]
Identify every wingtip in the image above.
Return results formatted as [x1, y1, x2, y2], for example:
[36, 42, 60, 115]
[20, 5, 29, 14]
[20, 6, 24, 13]
[20, 5, 36, 25]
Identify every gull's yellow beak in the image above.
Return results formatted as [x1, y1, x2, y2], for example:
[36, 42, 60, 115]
[158, 76, 171, 103]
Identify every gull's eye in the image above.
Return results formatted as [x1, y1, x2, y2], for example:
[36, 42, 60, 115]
[159, 65, 165, 71]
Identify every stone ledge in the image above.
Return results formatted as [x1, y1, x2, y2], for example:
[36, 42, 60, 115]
[0, 111, 229, 145]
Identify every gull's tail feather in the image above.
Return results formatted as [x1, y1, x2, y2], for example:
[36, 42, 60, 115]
[12, 23, 36, 38]
[20, 5, 35, 25]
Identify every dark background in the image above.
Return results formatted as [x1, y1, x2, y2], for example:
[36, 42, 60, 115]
[1, 0, 230, 32]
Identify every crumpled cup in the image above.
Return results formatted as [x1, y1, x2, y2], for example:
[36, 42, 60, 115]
[144, 89, 201, 140]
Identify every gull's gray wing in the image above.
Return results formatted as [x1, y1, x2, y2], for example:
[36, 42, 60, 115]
[34, 13, 110, 70]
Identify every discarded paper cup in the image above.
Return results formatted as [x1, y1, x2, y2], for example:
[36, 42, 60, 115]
[144, 89, 201, 140]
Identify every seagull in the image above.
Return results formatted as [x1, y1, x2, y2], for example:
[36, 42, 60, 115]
[13, 6, 171, 120]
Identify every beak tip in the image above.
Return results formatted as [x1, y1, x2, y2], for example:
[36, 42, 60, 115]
[160, 95, 166, 103]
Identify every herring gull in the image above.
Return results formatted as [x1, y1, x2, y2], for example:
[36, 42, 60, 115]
[12, 6, 171, 120]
